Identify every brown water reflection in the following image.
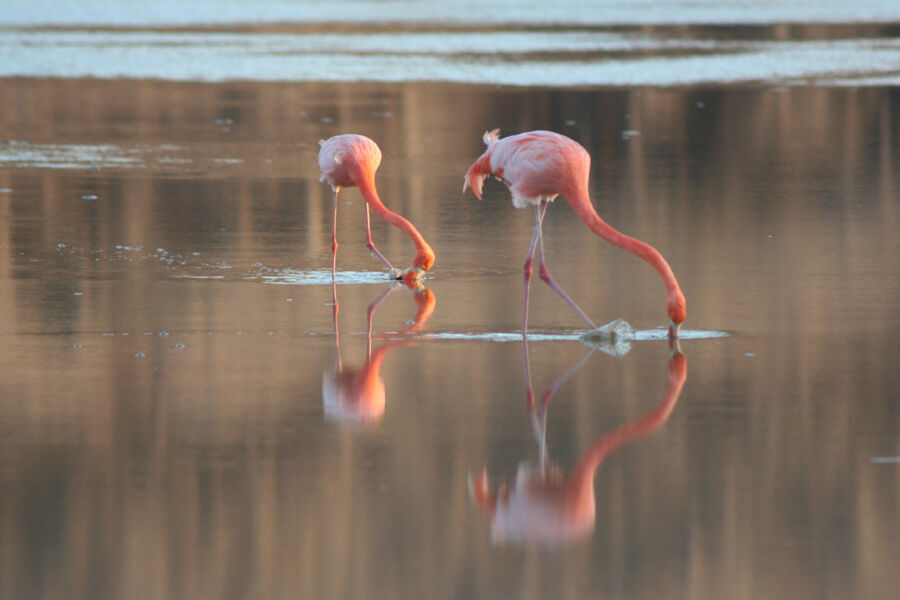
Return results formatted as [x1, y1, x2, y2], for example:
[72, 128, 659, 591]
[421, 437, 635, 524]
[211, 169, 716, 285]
[324, 280, 436, 423]
[0, 78, 898, 599]
[472, 341, 687, 546]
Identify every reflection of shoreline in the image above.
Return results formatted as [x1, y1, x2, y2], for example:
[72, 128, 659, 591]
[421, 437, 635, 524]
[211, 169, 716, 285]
[472, 341, 687, 546]
[1, 78, 892, 345]
[0, 72, 894, 599]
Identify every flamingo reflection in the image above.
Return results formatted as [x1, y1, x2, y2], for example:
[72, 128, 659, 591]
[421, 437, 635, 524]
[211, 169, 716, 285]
[323, 279, 435, 423]
[471, 341, 687, 546]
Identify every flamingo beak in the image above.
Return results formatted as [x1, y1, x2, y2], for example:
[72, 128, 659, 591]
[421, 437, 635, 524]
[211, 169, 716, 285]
[399, 266, 425, 282]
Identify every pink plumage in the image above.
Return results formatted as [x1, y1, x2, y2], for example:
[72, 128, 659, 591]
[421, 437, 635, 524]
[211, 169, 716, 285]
[317, 134, 435, 279]
[472, 351, 687, 545]
[318, 134, 381, 190]
[465, 130, 589, 208]
[463, 129, 686, 336]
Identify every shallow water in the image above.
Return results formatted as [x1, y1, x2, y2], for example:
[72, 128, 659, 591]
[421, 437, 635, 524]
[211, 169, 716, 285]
[4, 24, 900, 86]
[5, 0, 900, 26]
[1, 17, 899, 600]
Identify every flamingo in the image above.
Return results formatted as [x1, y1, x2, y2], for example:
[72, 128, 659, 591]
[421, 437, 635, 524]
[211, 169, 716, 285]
[318, 134, 435, 282]
[323, 279, 436, 423]
[471, 342, 687, 545]
[464, 129, 686, 338]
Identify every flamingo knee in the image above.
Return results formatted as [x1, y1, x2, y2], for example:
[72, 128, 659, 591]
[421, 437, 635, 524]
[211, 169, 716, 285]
[538, 263, 552, 284]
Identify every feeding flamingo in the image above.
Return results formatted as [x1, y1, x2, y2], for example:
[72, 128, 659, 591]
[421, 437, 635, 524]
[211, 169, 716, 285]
[318, 134, 435, 281]
[464, 129, 686, 338]
[471, 342, 687, 545]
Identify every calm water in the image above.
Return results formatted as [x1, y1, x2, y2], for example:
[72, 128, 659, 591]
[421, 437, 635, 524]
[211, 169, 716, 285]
[1, 12, 899, 599]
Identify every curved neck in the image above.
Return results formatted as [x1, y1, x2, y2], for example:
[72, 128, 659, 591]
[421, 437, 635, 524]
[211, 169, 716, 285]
[568, 190, 682, 298]
[360, 345, 390, 384]
[565, 354, 687, 502]
[405, 288, 436, 331]
[355, 171, 431, 252]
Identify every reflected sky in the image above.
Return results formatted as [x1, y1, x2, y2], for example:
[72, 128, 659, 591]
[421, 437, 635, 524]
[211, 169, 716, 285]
[5, 0, 900, 26]
[3, 26, 900, 86]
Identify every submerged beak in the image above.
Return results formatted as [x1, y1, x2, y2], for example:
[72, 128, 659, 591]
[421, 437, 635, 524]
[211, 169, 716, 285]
[399, 266, 426, 282]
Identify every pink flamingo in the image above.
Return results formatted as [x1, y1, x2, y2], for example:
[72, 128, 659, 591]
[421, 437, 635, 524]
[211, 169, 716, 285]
[471, 344, 687, 545]
[323, 279, 436, 423]
[318, 134, 435, 282]
[464, 129, 686, 338]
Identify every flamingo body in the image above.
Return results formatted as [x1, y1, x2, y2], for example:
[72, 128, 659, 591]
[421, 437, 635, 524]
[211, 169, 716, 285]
[318, 133, 380, 189]
[464, 129, 686, 335]
[474, 464, 594, 545]
[465, 130, 587, 208]
[318, 134, 435, 280]
[322, 355, 387, 422]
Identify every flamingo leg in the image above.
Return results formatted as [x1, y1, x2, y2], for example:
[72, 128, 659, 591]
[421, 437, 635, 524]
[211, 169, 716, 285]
[523, 334, 595, 474]
[331, 280, 342, 372]
[535, 202, 597, 329]
[522, 202, 548, 338]
[364, 203, 396, 273]
[542, 347, 595, 410]
[365, 285, 395, 360]
[521, 336, 543, 467]
[331, 187, 340, 280]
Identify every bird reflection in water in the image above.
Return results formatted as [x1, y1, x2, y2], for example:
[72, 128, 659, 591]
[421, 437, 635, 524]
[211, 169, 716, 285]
[323, 279, 435, 423]
[471, 341, 687, 546]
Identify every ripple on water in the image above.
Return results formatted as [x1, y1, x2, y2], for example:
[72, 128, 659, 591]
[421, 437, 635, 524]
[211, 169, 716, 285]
[259, 269, 397, 285]
[2, 26, 899, 87]
[424, 326, 729, 343]
[423, 327, 728, 357]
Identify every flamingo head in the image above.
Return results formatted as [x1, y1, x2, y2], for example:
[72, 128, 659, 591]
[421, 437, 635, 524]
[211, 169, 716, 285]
[393, 244, 435, 282]
[413, 244, 436, 272]
[667, 291, 687, 339]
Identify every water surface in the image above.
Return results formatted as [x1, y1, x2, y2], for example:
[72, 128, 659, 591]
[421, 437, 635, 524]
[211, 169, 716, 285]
[0, 11, 898, 600]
